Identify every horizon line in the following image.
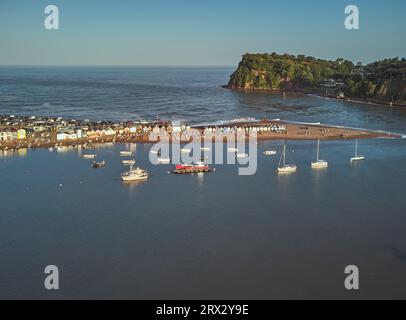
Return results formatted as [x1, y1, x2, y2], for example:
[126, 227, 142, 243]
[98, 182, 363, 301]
[0, 64, 236, 68]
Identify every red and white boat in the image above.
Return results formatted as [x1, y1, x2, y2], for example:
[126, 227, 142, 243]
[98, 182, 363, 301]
[174, 162, 212, 174]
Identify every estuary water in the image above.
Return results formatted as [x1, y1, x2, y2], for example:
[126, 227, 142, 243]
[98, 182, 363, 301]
[1, 67, 406, 299]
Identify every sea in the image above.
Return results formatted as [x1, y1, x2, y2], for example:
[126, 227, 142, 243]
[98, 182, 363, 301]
[1, 66, 406, 299]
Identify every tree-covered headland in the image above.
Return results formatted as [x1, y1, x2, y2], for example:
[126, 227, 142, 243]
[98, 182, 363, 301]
[227, 53, 406, 105]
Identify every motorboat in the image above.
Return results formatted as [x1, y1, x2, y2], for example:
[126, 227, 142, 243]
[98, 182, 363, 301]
[83, 154, 96, 159]
[122, 159, 136, 165]
[174, 162, 211, 174]
[181, 148, 192, 153]
[121, 166, 149, 181]
[157, 158, 171, 164]
[92, 160, 106, 168]
[264, 150, 277, 156]
[120, 151, 133, 156]
[236, 153, 249, 158]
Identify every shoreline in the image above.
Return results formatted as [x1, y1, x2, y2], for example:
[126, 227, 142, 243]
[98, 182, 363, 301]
[0, 119, 401, 152]
[222, 86, 406, 108]
[306, 93, 406, 108]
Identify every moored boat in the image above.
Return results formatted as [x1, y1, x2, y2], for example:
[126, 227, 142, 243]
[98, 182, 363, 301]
[350, 139, 365, 162]
[173, 162, 212, 174]
[277, 142, 297, 174]
[311, 160, 328, 169]
[121, 166, 149, 181]
[83, 154, 96, 159]
[264, 150, 277, 156]
[157, 158, 171, 164]
[120, 151, 133, 156]
[92, 160, 106, 168]
[236, 153, 249, 158]
[181, 148, 192, 154]
[311, 140, 328, 169]
[122, 159, 136, 165]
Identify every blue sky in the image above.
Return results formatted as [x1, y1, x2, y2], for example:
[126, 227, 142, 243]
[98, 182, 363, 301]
[0, 0, 405, 65]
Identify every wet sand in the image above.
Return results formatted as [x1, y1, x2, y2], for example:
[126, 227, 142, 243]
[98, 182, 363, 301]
[254, 121, 400, 141]
[194, 120, 401, 141]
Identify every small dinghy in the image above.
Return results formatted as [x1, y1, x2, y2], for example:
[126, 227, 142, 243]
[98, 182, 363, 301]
[122, 159, 136, 165]
[181, 148, 192, 154]
[157, 158, 171, 164]
[120, 151, 132, 157]
[92, 160, 106, 168]
[236, 153, 249, 158]
[264, 150, 277, 156]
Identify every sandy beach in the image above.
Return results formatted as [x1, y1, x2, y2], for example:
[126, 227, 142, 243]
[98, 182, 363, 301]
[0, 120, 401, 152]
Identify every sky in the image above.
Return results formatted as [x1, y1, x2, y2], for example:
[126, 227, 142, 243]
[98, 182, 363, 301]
[0, 0, 405, 66]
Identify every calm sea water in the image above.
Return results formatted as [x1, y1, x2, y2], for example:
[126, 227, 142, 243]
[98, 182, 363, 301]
[1, 67, 406, 299]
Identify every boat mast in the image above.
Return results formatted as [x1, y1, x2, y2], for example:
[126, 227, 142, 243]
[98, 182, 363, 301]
[355, 139, 358, 157]
[316, 139, 320, 162]
[283, 143, 286, 166]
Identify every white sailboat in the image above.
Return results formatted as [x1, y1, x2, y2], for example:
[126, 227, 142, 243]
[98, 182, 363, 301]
[350, 139, 365, 162]
[311, 140, 328, 169]
[277, 142, 297, 174]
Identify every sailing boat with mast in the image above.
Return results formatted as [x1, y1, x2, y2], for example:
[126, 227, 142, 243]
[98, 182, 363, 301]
[277, 141, 297, 174]
[350, 139, 365, 162]
[311, 139, 328, 169]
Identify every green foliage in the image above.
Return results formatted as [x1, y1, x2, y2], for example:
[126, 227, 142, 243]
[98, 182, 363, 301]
[227, 53, 406, 102]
